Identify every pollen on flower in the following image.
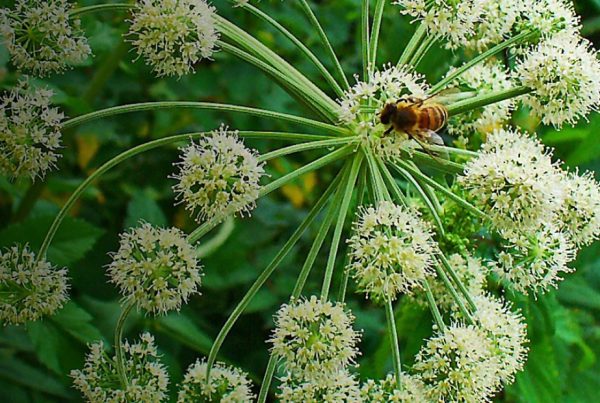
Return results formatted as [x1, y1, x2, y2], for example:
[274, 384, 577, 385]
[171, 126, 264, 224]
[0, 244, 69, 326]
[0, 79, 63, 180]
[557, 170, 600, 246]
[414, 324, 502, 402]
[0, 0, 91, 76]
[270, 296, 361, 381]
[493, 226, 576, 295]
[515, 31, 600, 127]
[278, 370, 361, 403]
[128, 0, 220, 77]
[71, 333, 169, 402]
[177, 360, 255, 402]
[107, 223, 202, 315]
[458, 128, 562, 240]
[338, 65, 429, 160]
[347, 201, 438, 302]
[454, 294, 528, 386]
[360, 373, 427, 402]
[446, 60, 515, 140]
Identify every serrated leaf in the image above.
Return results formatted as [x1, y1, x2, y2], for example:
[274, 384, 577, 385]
[50, 301, 103, 344]
[124, 191, 167, 228]
[26, 321, 63, 374]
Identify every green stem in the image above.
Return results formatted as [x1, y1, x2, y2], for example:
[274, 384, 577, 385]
[69, 3, 134, 17]
[376, 158, 407, 207]
[297, 0, 350, 89]
[234, 1, 344, 97]
[423, 278, 445, 332]
[259, 137, 356, 162]
[433, 263, 475, 324]
[114, 298, 136, 389]
[362, 0, 371, 80]
[385, 297, 403, 390]
[204, 173, 342, 381]
[260, 145, 354, 198]
[364, 148, 390, 202]
[398, 24, 427, 66]
[321, 153, 364, 300]
[447, 87, 531, 116]
[430, 30, 535, 93]
[12, 181, 45, 223]
[409, 33, 438, 67]
[62, 101, 349, 136]
[370, 0, 386, 70]
[438, 253, 478, 312]
[196, 218, 235, 258]
[257, 355, 278, 403]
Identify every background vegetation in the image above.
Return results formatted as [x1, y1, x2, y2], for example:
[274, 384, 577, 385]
[1, 0, 600, 401]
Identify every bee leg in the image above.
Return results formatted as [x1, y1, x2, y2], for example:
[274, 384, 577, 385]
[384, 126, 394, 136]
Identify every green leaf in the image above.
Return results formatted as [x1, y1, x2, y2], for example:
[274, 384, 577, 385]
[512, 339, 562, 403]
[50, 301, 103, 344]
[154, 313, 213, 355]
[124, 190, 167, 228]
[0, 355, 71, 398]
[558, 277, 600, 311]
[0, 215, 104, 267]
[26, 322, 63, 374]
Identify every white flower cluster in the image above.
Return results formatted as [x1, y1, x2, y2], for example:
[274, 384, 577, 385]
[347, 201, 438, 302]
[558, 171, 600, 247]
[0, 0, 91, 76]
[465, 0, 523, 51]
[0, 244, 69, 326]
[172, 126, 264, 224]
[278, 371, 361, 403]
[270, 296, 361, 383]
[414, 324, 501, 402]
[338, 65, 429, 159]
[515, 31, 600, 127]
[129, 0, 220, 77]
[360, 373, 427, 402]
[177, 360, 255, 402]
[447, 60, 515, 139]
[107, 223, 202, 315]
[71, 333, 169, 402]
[0, 79, 63, 180]
[393, 0, 485, 49]
[517, 0, 580, 39]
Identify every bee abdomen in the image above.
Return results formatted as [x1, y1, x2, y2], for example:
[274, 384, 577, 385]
[419, 105, 448, 131]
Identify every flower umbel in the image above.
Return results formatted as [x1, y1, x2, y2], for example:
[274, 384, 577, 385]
[177, 360, 255, 402]
[129, 0, 220, 77]
[0, 0, 91, 76]
[278, 370, 361, 403]
[0, 79, 63, 180]
[0, 244, 69, 326]
[557, 170, 600, 246]
[360, 373, 427, 402]
[107, 223, 202, 315]
[71, 333, 169, 402]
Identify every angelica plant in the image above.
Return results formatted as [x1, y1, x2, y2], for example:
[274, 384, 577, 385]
[1, 0, 600, 402]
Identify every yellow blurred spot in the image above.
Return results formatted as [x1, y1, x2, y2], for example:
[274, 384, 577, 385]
[76, 135, 100, 170]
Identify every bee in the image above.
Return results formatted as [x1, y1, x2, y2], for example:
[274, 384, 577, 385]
[379, 95, 449, 149]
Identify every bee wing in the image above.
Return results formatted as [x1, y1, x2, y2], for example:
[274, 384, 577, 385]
[423, 130, 445, 146]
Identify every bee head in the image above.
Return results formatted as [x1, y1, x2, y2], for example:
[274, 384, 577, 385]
[379, 103, 397, 125]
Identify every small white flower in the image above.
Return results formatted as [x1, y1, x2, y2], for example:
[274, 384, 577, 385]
[270, 296, 361, 381]
[447, 60, 515, 138]
[347, 201, 438, 302]
[0, 0, 91, 76]
[360, 373, 427, 402]
[129, 0, 220, 77]
[516, 0, 580, 40]
[278, 370, 361, 403]
[71, 333, 169, 402]
[454, 294, 528, 386]
[0, 244, 69, 326]
[515, 31, 600, 127]
[393, 0, 485, 49]
[414, 324, 502, 402]
[465, 0, 523, 51]
[0, 79, 63, 180]
[171, 125, 264, 223]
[493, 227, 576, 294]
[107, 223, 202, 315]
[459, 128, 562, 240]
[338, 65, 429, 160]
[177, 360, 255, 402]
[557, 170, 600, 246]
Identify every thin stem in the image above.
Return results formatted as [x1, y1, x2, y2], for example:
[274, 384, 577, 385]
[205, 174, 342, 381]
[430, 30, 535, 93]
[385, 297, 403, 390]
[433, 263, 475, 325]
[362, 0, 371, 79]
[370, 0, 386, 70]
[321, 153, 364, 300]
[364, 148, 390, 202]
[377, 158, 408, 207]
[398, 24, 427, 66]
[438, 253, 478, 312]
[447, 87, 531, 116]
[423, 278, 446, 332]
[257, 355, 278, 403]
[62, 102, 349, 136]
[297, 0, 350, 89]
[234, 1, 344, 97]
[258, 137, 356, 162]
[408, 33, 437, 67]
[69, 3, 133, 17]
[114, 298, 136, 388]
[260, 145, 354, 198]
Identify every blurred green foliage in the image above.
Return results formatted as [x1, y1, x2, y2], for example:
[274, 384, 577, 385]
[1, 0, 600, 402]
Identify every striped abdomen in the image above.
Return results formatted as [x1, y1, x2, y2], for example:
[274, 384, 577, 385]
[415, 103, 448, 132]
